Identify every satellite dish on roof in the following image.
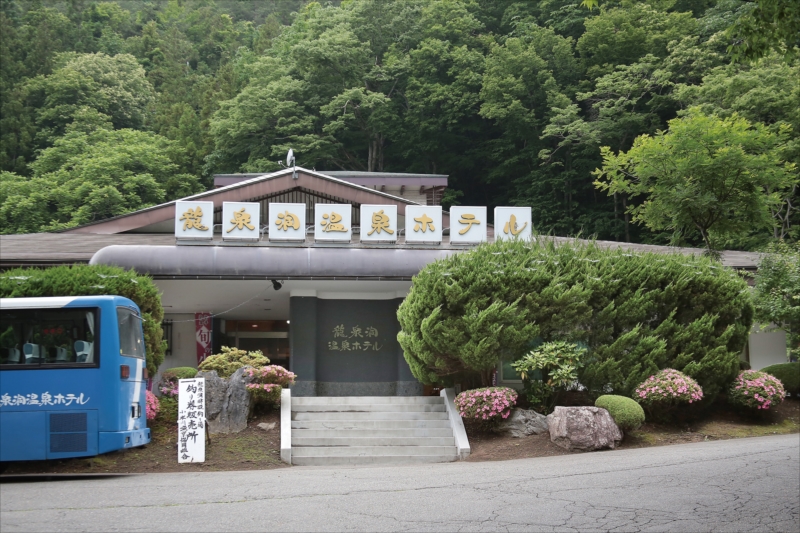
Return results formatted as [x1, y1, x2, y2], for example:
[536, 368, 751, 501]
[286, 149, 297, 179]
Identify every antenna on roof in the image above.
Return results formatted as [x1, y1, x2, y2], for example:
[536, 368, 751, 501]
[286, 149, 297, 180]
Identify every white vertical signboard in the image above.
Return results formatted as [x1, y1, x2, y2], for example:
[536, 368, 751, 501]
[178, 378, 205, 463]
[405, 205, 442, 244]
[494, 207, 532, 241]
[314, 203, 352, 242]
[360, 204, 398, 242]
[449, 206, 487, 244]
[175, 201, 214, 240]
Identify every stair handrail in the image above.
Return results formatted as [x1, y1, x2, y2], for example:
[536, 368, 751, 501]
[440, 388, 470, 459]
[280, 387, 292, 464]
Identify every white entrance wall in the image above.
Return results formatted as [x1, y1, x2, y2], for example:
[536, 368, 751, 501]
[154, 313, 197, 392]
[748, 325, 789, 370]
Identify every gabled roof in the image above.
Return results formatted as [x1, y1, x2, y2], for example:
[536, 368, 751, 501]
[60, 167, 442, 235]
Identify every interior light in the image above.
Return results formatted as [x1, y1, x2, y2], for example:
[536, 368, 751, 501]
[286, 320, 290, 324]
[252, 324, 258, 328]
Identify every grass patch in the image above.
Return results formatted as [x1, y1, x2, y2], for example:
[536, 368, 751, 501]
[698, 419, 799, 439]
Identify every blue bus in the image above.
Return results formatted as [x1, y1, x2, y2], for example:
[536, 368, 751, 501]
[0, 296, 151, 461]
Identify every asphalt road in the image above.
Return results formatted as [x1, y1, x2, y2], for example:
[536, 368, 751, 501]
[1, 434, 798, 532]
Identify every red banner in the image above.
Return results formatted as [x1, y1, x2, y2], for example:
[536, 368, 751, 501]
[195, 313, 212, 365]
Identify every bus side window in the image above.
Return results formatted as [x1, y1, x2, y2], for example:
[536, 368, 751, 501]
[117, 308, 145, 359]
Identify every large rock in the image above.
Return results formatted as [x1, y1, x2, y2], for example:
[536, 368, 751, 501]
[196, 367, 254, 434]
[546, 406, 622, 451]
[494, 409, 549, 438]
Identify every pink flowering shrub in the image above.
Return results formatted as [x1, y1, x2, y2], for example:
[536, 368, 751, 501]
[145, 390, 160, 421]
[634, 369, 703, 421]
[246, 365, 296, 409]
[728, 370, 786, 411]
[245, 365, 296, 388]
[246, 383, 282, 405]
[455, 387, 517, 429]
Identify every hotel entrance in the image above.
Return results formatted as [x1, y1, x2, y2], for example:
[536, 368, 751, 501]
[221, 320, 290, 369]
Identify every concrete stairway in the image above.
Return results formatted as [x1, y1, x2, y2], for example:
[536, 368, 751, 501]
[290, 396, 459, 466]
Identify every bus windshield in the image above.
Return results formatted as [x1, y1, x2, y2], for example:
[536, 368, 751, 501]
[0, 308, 98, 366]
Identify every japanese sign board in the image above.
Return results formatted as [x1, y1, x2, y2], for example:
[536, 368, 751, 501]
[494, 207, 532, 241]
[405, 206, 442, 244]
[449, 206, 487, 244]
[314, 204, 352, 242]
[222, 202, 260, 240]
[195, 313, 212, 365]
[175, 201, 214, 239]
[268, 203, 306, 241]
[327, 324, 383, 352]
[178, 378, 205, 463]
[1, 391, 90, 407]
[360, 205, 398, 242]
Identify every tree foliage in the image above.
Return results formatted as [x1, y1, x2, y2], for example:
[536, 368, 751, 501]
[398, 238, 753, 401]
[594, 110, 797, 254]
[752, 241, 800, 359]
[0, 264, 166, 376]
[0, 0, 797, 249]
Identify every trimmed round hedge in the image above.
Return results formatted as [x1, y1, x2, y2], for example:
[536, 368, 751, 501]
[162, 367, 198, 380]
[760, 362, 799, 395]
[595, 395, 645, 431]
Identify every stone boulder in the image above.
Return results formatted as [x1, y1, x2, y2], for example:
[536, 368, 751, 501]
[494, 408, 549, 438]
[196, 366, 254, 434]
[546, 406, 622, 451]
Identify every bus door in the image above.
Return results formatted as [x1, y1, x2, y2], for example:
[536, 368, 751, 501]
[115, 307, 147, 438]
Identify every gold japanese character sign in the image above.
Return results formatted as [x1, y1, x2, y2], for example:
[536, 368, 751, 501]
[360, 205, 397, 242]
[449, 206, 487, 244]
[405, 206, 442, 244]
[327, 323, 382, 352]
[268, 202, 306, 241]
[314, 204, 352, 242]
[495, 207, 532, 241]
[175, 201, 213, 239]
[222, 202, 260, 240]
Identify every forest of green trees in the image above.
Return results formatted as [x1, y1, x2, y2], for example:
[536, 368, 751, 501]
[1, 0, 797, 252]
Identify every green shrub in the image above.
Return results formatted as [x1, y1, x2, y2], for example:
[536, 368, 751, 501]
[198, 346, 269, 378]
[398, 238, 752, 401]
[511, 341, 585, 412]
[0, 264, 166, 376]
[162, 367, 198, 380]
[595, 395, 645, 431]
[759, 363, 799, 395]
[157, 396, 178, 423]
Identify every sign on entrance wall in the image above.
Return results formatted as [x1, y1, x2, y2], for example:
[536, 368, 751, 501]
[494, 207, 532, 241]
[195, 313, 212, 365]
[222, 202, 260, 240]
[175, 201, 214, 239]
[314, 203, 352, 242]
[405, 206, 442, 244]
[268, 203, 306, 241]
[448, 206, 487, 244]
[360, 204, 398, 242]
[178, 378, 205, 463]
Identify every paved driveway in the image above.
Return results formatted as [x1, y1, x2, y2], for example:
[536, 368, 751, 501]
[1, 434, 798, 532]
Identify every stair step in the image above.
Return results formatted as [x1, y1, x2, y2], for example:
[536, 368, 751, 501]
[291, 419, 452, 430]
[292, 396, 443, 405]
[292, 411, 448, 421]
[293, 436, 455, 446]
[292, 445, 457, 457]
[292, 454, 457, 466]
[293, 428, 455, 438]
[292, 403, 446, 413]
